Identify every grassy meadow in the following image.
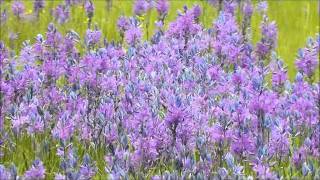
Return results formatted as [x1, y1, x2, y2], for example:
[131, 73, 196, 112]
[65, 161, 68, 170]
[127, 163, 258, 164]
[0, 0, 319, 179]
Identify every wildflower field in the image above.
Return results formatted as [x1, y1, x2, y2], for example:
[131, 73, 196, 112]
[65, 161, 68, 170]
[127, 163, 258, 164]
[0, 0, 319, 179]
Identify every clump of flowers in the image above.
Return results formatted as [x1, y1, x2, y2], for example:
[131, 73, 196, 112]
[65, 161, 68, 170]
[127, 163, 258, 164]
[0, 0, 319, 179]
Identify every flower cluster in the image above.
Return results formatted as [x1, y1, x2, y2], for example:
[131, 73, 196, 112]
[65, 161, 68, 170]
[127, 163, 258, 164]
[0, 0, 319, 179]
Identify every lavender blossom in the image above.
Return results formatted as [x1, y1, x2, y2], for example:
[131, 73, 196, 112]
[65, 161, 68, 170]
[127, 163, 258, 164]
[134, 0, 150, 16]
[11, 1, 25, 18]
[295, 37, 319, 77]
[156, 0, 169, 16]
[24, 159, 46, 180]
[53, 4, 70, 24]
[125, 25, 142, 46]
[33, 0, 45, 16]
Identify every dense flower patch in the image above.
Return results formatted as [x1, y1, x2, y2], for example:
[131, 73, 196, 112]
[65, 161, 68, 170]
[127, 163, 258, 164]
[0, 0, 319, 179]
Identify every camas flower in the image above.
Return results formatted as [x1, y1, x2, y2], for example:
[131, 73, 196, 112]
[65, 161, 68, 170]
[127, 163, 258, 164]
[212, 11, 242, 65]
[134, 0, 150, 16]
[117, 16, 130, 32]
[24, 159, 46, 180]
[156, 0, 169, 16]
[249, 91, 277, 114]
[0, 165, 11, 179]
[85, 29, 102, 46]
[167, 7, 201, 38]
[295, 37, 319, 77]
[125, 25, 142, 46]
[1, 2, 320, 178]
[33, 0, 45, 15]
[256, 1, 268, 14]
[272, 69, 287, 87]
[11, 1, 25, 18]
[292, 147, 306, 168]
[253, 163, 277, 179]
[256, 19, 278, 58]
[52, 117, 74, 141]
[192, 5, 201, 19]
[53, 4, 70, 24]
[84, 0, 94, 18]
[243, 1, 253, 17]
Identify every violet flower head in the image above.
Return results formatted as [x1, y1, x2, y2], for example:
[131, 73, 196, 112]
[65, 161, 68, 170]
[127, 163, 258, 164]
[257, 1, 268, 13]
[253, 163, 276, 179]
[84, 0, 94, 18]
[156, 0, 169, 16]
[261, 21, 277, 43]
[232, 70, 245, 85]
[1, 1, 320, 178]
[0, 165, 11, 179]
[125, 25, 142, 46]
[165, 106, 187, 128]
[212, 11, 241, 64]
[256, 19, 278, 58]
[53, 4, 70, 24]
[231, 134, 255, 155]
[117, 16, 130, 32]
[243, 1, 253, 17]
[168, 8, 201, 38]
[24, 159, 46, 180]
[224, 1, 237, 15]
[192, 5, 202, 19]
[134, 0, 149, 16]
[131, 137, 158, 168]
[85, 29, 102, 46]
[295, 37, 319, 77]
[33, 0, 45, 15]
[292, 147, 306, 168]
[1, 9, 7, 23]
[272, 69, 287, 87]
[269, 127, 290, 157]
[0, 41, 8, 63]
[249, 92, 277, 114]
[52, 118, 74, 141]
[79, 154, 96, 179]
[11, 1, 25, 17]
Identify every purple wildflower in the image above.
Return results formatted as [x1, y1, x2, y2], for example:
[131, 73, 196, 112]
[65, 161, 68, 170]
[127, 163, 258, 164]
[53, 4, 70, 24]
[295, 37, 319, 77]
[272, 69, 287, 87]
[85, 29, 102, 46]
[117, 16, 130, 32]
[24, 159, 46, 180]
[192, 5, 202, 20]
[133, 0, 149, 16]
[11, 1, 25, 18]
[253, 163, 277, 179]
[84, 0, 94, 18]
[156, 0, 169, 16]
[243, 1, 253, 17]
[33, 0, 45, 16]
[257, 1, 268, 13]
[125, 26, 142, 46]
